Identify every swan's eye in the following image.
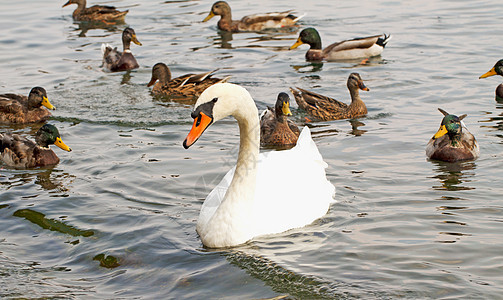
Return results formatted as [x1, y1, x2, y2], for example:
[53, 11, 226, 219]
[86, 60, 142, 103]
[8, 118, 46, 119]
[195, 114, 202, 127]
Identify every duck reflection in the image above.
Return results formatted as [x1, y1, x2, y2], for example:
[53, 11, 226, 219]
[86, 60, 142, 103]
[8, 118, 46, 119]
[430, 160, 476, 191]
[291, 62, 323, 73]
[5, 168, 71, 192]
[72, 21, 122, 37]
[216, 30, 234, 49]
[348, 119, 367, 136]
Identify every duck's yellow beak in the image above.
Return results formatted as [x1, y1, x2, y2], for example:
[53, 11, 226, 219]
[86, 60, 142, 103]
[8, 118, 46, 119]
[42, 96, 56, 110]
[282, 102, 292, 116]
[433, 125, 448, 139]
[54, 137, 72, 152]
[480, 67, 497, 79]
[289, 37, 304, 50]
[203, 11, 215, 22]
[131, 34, 142, 46]
[183, 112, 213, 149]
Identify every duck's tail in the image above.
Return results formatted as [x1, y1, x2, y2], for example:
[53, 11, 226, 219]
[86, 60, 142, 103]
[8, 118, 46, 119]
[377, 34, 392, 48]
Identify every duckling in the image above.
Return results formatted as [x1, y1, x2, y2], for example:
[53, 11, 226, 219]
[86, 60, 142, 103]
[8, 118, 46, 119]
[0, 124, 72, 168]
[101, 27, 142, 72]
[203, 1, 302, 32]
[289, 27, 391, 61]
[479, 59, 503, 101]
[0, 87, 55, 124]
[426, 108, 479, 162]
[260, 92, 300, 147]
[62, 0, 128, 23]
[147, 63, 230, 100]
[290, 73, 369, 121]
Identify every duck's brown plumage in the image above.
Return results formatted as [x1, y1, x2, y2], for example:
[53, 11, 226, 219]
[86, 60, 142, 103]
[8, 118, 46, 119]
[0, 124, 72, 168]
[0, 87, 55, 124]
[290, 73, 369, 122]
[102, 27, 142, 72]
[62, 0, 128, 22]
[260, 92, 300, 147]
[203, 1, 302, 32]
[147, 63, 230, 100]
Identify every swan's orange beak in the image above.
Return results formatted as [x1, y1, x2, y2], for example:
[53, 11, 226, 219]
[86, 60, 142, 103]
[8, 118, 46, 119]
[183, 112, 213, 149]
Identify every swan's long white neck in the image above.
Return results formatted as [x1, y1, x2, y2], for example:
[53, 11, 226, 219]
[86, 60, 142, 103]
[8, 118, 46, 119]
[196, 84, 260, 247]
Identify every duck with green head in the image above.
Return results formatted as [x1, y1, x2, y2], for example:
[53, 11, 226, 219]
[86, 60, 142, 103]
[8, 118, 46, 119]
[479, 59, 503, 101]
[0, 87, 55, 124]
[62, 0, 128, 23]
[289, 27, 391, 61]
[426, 108, 479, 162]
[260, 92, 300, 147]
[101, 27, 142, 72]
[202, 1, 302, 32]
[0, 124, 71, 168]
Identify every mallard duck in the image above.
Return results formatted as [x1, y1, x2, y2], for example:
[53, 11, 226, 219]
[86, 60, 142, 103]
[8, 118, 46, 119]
[183, 83, 335, 248]
[147, 63, 231, 100]
[479, 59, 503, 101]
[290, 73, 369, 121]
[0, 87, 55, 124]
[260, 92, 300, 147]
[101, 27, 142, 72]
[62, 0, 128, 23]
[0, 124, 72, 168]
[426, 108, 479, 162]
[202, 1, 303, 32]
[289, 27, 391, 61]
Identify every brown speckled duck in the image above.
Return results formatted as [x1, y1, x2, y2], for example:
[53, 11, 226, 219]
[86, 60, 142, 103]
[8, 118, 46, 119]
[479, 59, 503, 102]
[290, 73, 369, 122]
[260, 92, 300, 147]
[101, 27, 142, 72]
[0, 124, 72, 168]
[147, 63, 231, 100]
[289, 27, 391, 61]
[0, 87, 55, 124]
[62, 0, 128, 23]
[426, 109, 479, 163]
[203, 1, 302, 32]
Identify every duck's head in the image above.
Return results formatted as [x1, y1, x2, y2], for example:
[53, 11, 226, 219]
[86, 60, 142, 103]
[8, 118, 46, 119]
[290, 28, 322, 50]
[123, 27, 142, 47]
[347, 73, 369, 92]
[28, 87, 55, 110]
[62, 0, 85, 8]
[480, 59, 503, 79]
[35, 124, 72, 152]
[432, 108, 466, 140]
[203, 1, 231, 22]
[183, 83, 255, 148]
[275, 92, 292, 117]
[147, 63, 172, 86]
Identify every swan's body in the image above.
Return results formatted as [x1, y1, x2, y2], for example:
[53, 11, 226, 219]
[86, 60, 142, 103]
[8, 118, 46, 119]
[183, 83, 335, 248]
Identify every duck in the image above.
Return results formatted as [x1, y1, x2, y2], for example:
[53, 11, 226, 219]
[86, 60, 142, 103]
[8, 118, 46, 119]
[202, 1, 303, 32]
[62, 0, 128, 23]
[260, 92, 300, 147]
[290, 73, 369, 122]
[0, 124, 72, 168]
[289, 27, 391, 61]
[426, 108, 479, 162]
[147, 63, 231, 100]
[479, 59, 503, 101]
[0, 87, 55, 124]
[183, 83, 335, 248]
[101, 27, 142, 72]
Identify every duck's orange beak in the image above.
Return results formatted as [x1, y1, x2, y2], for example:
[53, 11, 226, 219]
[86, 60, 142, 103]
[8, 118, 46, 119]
[62, 1, 72, 8]
[358, 80, 369, 91]
[479, 67, 497, 79]
[183, 112, 213, 149]
[147, 77, 157, 87]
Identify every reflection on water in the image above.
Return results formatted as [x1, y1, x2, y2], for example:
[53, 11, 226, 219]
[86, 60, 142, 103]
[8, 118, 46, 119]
[430, 160, 476, 191]
[348, 119, 367, 136]
[72, 21, 122, 38]
[291, 62, 323, 73]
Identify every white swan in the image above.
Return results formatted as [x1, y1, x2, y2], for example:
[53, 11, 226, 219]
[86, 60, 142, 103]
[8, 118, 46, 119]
[183, 83, 335, 248]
